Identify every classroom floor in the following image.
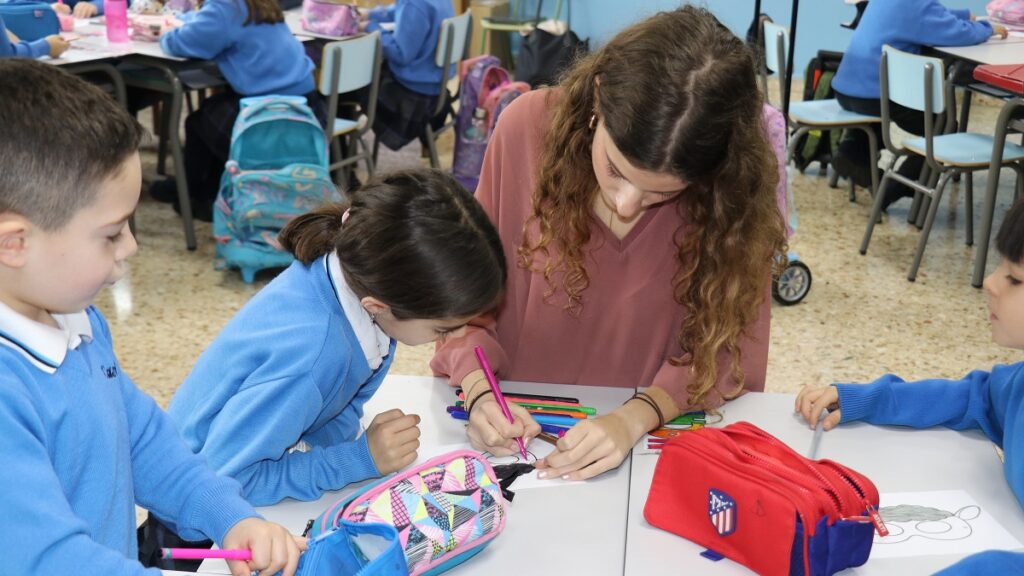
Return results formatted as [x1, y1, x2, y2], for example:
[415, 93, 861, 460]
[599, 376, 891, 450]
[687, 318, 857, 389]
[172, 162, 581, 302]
[104, 86, 1021, 411]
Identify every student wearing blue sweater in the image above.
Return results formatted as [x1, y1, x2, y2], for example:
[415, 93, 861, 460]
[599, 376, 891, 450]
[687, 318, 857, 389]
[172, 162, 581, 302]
[0, 60, 303, 576]
[359, 0, 454, 151]
[795, 198, 1024, 574]
[139, 168, 507, 568]
[149, 0, 320, 221]
[0, 15, 68, 58]
[831, 0, 1004, 209]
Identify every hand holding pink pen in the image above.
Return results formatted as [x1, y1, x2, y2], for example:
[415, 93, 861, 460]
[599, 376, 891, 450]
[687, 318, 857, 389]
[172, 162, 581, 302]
[473, 345, 529, 459]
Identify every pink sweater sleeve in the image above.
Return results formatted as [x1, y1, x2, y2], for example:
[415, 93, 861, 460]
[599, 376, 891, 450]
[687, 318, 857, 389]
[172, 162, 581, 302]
[429, 92, 545, 387]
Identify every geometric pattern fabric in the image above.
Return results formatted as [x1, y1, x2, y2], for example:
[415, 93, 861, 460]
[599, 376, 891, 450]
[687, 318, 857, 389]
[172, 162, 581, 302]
[343, 453, 506, 574]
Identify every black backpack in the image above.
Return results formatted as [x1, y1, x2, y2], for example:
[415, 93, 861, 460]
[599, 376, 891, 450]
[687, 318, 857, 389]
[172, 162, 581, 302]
[791, 50, 844, 172]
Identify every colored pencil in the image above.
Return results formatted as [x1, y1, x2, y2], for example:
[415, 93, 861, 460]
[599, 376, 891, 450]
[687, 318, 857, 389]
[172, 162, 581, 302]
[474, 346, 528, 460]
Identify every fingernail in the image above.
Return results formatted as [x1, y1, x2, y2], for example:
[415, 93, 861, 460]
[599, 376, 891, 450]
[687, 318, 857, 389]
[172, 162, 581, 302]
[562, 475, 570, 480]
[537, 471, 547, 479]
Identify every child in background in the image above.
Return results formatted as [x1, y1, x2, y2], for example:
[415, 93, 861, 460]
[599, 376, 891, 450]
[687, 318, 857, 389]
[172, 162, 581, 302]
[148, 0, 320, 221]
[795, 198, 1024, 574]
[830, 0, 1006, 209]
[0, 60, 303, 576]
[1, 15, 68, 58]
[359, 0, 454, 152]
[53, 0, 103, 19]
[139, 168, 507, 566]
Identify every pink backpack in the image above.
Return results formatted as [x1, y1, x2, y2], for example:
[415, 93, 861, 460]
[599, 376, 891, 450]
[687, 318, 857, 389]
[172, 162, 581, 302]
[301, 0, 359, 37]
[478, 69, 530, 133]
[988, 0, 1024, 27]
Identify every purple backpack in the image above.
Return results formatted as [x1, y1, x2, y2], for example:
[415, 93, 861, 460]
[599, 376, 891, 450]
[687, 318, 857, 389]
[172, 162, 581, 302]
[451, 55, 503, 192]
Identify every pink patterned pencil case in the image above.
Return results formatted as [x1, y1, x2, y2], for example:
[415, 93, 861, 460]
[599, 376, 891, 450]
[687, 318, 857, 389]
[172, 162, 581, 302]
[306, 450, 508, 575]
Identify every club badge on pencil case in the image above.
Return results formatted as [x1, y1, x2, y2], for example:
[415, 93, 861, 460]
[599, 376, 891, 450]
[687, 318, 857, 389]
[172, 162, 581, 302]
[301, 450, 507, 576]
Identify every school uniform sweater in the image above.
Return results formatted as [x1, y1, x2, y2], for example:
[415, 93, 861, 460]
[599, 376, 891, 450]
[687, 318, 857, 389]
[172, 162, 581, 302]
[0, 305, 256, 575]
[58, 0, 105, 15]
[168, 255, 395, 507]
[160, 0, 314, 96]
[832, 0, 993, 100]
[365, 0, 453, 95]
[836, 364, 1024, 573]
[0, 15, 49, 58]
[430, 89, 773, 412]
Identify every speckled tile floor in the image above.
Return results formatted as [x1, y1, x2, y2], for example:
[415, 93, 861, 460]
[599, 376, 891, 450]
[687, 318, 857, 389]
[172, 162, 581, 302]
[100, 86, 1021, 411]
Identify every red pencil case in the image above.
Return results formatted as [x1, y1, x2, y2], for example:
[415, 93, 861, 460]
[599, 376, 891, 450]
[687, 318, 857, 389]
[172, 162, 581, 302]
[644, 422, 884, 576]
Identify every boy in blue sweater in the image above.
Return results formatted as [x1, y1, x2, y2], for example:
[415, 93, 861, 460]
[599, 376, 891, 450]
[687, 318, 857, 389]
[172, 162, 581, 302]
[359, 0, 454, 151]
[831, 0, 1004, 208]
[0, 60, 303, 576]
[1, 15, 68, 58]
[795, 198, 1024, 573]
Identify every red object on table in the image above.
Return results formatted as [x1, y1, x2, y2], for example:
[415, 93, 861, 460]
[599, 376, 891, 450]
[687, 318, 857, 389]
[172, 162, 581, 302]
[974, 64, 1024, 95]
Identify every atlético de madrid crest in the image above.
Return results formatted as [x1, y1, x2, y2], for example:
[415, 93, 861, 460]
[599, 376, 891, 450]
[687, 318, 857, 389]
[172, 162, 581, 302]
[708, 488, 737, 536]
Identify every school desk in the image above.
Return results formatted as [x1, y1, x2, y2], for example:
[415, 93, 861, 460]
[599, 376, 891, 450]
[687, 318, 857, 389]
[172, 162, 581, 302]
[195, 375, 636, 575]
[625, 391, 1024, 575]
[931, 41, 1024, 289]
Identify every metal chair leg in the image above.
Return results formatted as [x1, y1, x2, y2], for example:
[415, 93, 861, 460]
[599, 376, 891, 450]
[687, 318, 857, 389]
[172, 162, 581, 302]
[965, 171, 973, 247]
[424, 126, 440, 168]
[860, 156, 898, 255]
[908, 172, 952, 282]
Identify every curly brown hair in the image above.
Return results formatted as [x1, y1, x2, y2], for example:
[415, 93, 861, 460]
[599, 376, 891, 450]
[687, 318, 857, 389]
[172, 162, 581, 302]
[518, 6, 788, 408]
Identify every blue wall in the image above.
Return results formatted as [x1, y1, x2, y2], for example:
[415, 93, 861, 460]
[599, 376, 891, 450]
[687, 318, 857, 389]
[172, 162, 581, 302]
[521, 0, 990, 78]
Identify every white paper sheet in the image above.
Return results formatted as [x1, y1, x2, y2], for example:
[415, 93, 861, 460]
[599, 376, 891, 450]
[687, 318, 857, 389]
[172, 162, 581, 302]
[411, 440, 582, 490]
[869, 490, 1022, 559]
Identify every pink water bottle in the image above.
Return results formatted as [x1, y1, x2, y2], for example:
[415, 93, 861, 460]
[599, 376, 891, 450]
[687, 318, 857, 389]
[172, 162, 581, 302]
[105, 0, 130, 43]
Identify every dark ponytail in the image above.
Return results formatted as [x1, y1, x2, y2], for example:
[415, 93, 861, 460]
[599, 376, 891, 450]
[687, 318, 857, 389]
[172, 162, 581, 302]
[279, 168, 507, 320]
[279, 203, 347, 264]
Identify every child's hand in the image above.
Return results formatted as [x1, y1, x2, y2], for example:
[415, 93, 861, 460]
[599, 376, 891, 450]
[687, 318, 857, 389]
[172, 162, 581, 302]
[46, 34, 70, 57]
[221, 517, 306, 576]
[795, 384, 842, 430]
[534, 412, 633, 481]
[53, 2, 71, 14]
[366, 409, 421, 474]
[466, 394, 541, 456]
[72, 2, 97, 18]
[993, 24, 1009, 39]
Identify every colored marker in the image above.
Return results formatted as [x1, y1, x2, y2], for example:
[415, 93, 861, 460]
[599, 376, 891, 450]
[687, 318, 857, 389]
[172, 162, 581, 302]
[447, 408, 571, 436]
[456, 400, 596, 415]
[474, 346, 528, 460]
[161, 548, 252, 561]
[457, 389, 580, 404]
[536, 432, 560, 446]
[531, 413, 581, 427]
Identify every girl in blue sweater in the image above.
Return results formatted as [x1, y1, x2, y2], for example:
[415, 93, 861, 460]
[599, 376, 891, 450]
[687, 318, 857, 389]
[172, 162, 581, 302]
[139, 168, 507, 570]
[831, 0, 1005, 209]
[359, 0, 454, 152]
[795, 198, 1024, 574]
[149, 0, 319, 221]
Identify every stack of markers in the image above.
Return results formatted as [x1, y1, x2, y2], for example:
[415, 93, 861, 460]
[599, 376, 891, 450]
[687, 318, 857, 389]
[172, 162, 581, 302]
[448, 390, 595, 437]
[645, 411, 707, 451]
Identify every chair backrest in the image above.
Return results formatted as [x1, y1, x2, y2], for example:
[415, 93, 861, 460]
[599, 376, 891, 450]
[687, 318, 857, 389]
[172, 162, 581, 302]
[319, 32, 382, 136]
[435, 10, 471, 68]
[761, 20, 789, 105]
[881, 44, 946, 115]
[319, 32, 380, 96]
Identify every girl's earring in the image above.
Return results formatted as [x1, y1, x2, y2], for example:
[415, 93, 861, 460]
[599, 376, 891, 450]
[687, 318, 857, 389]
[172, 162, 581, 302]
[588, 114, 598, 130]
[370, 312, 377, 323]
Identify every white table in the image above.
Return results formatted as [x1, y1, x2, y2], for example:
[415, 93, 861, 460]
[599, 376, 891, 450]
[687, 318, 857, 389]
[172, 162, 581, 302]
[183, 378, 1023, 575]
[624, 392, 1024, 575]
[198, 375, 636, 575]
[936, 39, 1024, 66]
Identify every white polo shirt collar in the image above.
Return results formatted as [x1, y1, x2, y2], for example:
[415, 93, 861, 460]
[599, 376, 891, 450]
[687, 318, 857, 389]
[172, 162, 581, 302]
[325, 253, 391, 370]
[0, 300, 93, 374]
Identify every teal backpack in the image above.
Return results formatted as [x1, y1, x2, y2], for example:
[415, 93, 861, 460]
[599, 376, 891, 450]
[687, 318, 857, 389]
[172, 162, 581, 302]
[213, 95, 341, 283]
